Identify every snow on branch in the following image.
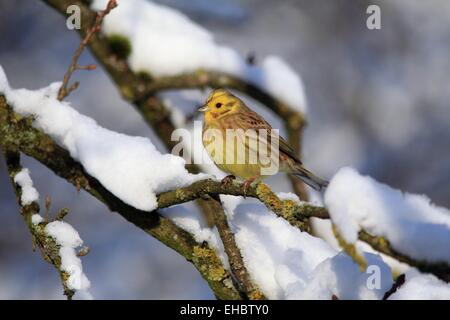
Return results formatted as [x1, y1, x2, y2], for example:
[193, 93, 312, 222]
[42, 0, 309, 200]
[157, 177, 450, 281]
[9, 0, 449, 299]
[0, 66, 207, 212]
[57, 0, 117, 100]
[39, 0, 310, 294]
[325, 167, 450, 280]
[1, 68, 449, 298]
[91, 0, 307, 115]
[13, 168, 39, 206]
[89, 0, 309, 198]
[2, 151, 91, 300]
[0, 96, 241, 300]
[0, 65, 262, 299]
[199, 195, 265, 300]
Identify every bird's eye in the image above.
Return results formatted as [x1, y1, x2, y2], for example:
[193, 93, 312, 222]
[216, 103, 222, 108]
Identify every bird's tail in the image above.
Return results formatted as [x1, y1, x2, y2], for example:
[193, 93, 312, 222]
[291, 164, 328, 191]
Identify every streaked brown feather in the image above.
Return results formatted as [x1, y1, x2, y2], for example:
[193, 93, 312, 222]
[217, 108, 302, 164]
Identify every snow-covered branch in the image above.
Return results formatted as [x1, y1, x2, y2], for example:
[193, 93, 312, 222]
[200, 195, 265, 299]
[0, 96, 242, 300]
[157, 179, 325, 231]
[2, 0, 447, 300]
[326, 167, 450, 282]
[158, 177, 450, 281]
[2, 150, 91, 299]
[57, 0, 117, 100]
[41, 0, 309, 199]
[1, 76, 449, 298]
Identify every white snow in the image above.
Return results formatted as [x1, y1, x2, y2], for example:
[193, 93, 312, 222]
[160, 173, 448, 299]
[278, 252, 393, 300]
[161, 204, 229, 267]
[13, 168, 39, 206]
[45, 221, 91, 291]
[31, 214, 44, 225]
[159, 164, 448, 299]
[45, 220, 83, 248]
[325, 167, 450, 265]
[163, 197, 388, 300]
[232, 203, 394, 299]
[1, 1, 448, 297]
[233, 204, 336, 299]
[91, 0, 307, 114]
[277, 191, 306, 203]
[388, 270, 450, 300]
[0, 66, 207, 211]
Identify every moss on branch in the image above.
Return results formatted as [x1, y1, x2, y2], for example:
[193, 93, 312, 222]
[200, 196, 265, 299]
[28, 0, 450, 292]
[2, 150, 76, 299]
[107, 34, 132, 59]
[41, 0, 311, 296]
[157, 178, 327, 232]
[156, 176, 450, 281]
[0, 98, 241, 300]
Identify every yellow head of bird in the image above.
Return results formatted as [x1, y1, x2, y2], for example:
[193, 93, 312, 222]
[199, 89, 243, 122]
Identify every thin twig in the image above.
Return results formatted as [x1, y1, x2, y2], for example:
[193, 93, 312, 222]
[57, 0, 117, 100]
[382, 274, 405, 300]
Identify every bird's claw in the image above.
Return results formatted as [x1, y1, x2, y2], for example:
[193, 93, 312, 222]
[221, 175, 236, 186]
[242, 176, 257, 198]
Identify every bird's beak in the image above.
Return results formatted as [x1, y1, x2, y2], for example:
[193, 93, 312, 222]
[198, 105, 209, 112]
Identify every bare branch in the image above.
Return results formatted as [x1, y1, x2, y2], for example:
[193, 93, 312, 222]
[57, 0, 117, 100]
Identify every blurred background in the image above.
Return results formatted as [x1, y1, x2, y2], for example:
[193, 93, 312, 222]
[0, 0, 449, 299]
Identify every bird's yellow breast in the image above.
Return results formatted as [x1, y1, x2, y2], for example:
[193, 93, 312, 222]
[202, 121, 272, 180]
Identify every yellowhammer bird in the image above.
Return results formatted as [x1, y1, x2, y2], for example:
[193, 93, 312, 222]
[199, 89, 328, 192]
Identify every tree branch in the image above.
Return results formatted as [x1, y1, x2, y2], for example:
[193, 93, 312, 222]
[42, 0, 313, 290]
[200, 196, 264, 299]
[0, 97, 241, 300]
[2, 150, 76, 299]
[156, 179, 450, 281]
[37, 0, 448, 289]
[58, 0, 117, 100]
[157, 179, 325, 231]
[41, 0, 309, 200]
[43, 0, 269, 297]
[358, 230, 450, 282]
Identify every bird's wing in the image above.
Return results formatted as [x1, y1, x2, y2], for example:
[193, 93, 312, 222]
[278, 136, 301, 163]
[220, 110, 302, 163]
